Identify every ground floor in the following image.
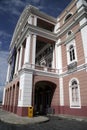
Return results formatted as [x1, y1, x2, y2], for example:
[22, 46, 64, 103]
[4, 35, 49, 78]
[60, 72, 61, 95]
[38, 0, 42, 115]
[2, 69, 87, 117]
[1, 109, 87, 130]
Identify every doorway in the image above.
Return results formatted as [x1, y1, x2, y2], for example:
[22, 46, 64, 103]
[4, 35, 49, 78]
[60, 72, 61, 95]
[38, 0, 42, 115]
[34, 81, 56, 115]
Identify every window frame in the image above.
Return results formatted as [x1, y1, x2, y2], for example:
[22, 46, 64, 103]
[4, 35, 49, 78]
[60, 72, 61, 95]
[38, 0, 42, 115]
[66, 39, 77, 65]
[69, 45, 75, 61]
[69, 78, 81, 108]
[64, 13, 73, 23]
[67, 30, 73, 38]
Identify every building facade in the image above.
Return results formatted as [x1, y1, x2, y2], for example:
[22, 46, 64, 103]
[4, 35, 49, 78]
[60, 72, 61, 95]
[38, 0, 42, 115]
[2, 0, 87, 117]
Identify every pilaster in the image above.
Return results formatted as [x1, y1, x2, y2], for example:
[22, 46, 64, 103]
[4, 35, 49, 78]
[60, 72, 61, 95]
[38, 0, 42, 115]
[59, 77, 64, 106]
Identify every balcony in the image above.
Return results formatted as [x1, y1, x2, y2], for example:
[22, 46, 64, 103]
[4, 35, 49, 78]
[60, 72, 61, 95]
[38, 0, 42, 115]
[22, 63, 59, 74]
[68, 61, 77, 70]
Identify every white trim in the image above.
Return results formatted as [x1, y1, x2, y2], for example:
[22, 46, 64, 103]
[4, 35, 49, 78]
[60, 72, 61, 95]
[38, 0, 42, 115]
[59, 77, 64, 106]
[18, 72, 33, 107]
[79, 18, 87, 64]
[76, 0, 85, 12]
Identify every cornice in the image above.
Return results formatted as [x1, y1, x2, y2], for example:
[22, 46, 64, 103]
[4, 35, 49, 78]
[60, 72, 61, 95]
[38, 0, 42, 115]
[57, 6, 87, 38]
[10, 5, 56, 50]
[10, 3, 87, 52]
[60, 63, 87, 78]
[27, 24, 57, 41]
[19, 64, 59, 78]
[27, 5, 57, 24]
[15, 24, 57, 50]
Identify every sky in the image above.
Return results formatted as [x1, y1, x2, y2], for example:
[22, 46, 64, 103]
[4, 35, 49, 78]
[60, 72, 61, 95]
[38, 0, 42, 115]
[0, 0, 72, 101]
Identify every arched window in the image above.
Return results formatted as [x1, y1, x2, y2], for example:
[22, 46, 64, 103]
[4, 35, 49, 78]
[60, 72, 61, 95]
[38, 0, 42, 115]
[69, 45, 75, 61]
[64, 13, 72, 22]
[66, 39, 77, 65]
[69, 79, 81, 108]
[67, 30, 72, 37]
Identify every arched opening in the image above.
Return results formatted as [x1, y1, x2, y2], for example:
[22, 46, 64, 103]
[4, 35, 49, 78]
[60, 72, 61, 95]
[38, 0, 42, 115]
[64, 13, 72, 22]
[12, 84, 15, 112]
[34, 81, 56, 115]
[15, 82, 19, 114]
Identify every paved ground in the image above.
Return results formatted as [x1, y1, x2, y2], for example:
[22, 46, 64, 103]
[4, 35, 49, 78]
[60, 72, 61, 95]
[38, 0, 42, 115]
[1, 116, 87, 130]
[1, 109, 87, 130]
[0, 109, 49, 124]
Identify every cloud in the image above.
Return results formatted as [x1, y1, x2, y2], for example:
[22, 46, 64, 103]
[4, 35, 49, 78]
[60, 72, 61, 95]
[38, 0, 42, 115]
[11, 0, 25, 7]
[0, 87, 3, 101]
[32, 0, 40, 3]
[0, 0, 44, 16]
[0, 30, 11, 51]
[0, 51, 8, 87]
[0, 41, 2, 47]
[0, 30, 11, 39]
[0, 30, 11, 37]
[0, 0, 24, 16]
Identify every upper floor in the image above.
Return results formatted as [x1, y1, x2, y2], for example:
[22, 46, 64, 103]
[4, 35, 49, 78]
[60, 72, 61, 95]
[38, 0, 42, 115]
[6, 0, 87, 83]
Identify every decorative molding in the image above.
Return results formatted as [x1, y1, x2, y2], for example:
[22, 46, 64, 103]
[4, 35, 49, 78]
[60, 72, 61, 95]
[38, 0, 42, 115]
[68, 61, 77, 71]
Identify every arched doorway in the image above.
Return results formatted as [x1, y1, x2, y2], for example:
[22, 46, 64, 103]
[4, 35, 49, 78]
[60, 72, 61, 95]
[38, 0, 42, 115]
[34, 81, 56, 115]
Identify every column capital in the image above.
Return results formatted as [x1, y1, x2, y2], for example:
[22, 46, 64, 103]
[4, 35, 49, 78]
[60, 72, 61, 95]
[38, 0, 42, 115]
[26, 33, 31, 38]
[32, 34, 37, 39]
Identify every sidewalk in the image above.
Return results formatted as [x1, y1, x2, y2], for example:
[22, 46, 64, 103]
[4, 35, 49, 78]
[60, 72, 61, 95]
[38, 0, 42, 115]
[57, 114, 87, 122]
[0, 109, 49, 124]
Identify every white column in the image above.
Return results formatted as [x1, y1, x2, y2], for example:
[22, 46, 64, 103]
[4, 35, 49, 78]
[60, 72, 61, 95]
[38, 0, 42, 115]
[34, 16, 37, 26]
[18, 45, 23, 70]
[32, 35, 36, 67]
[76, 0, 87, 65]
[14, 50, 19, 74]
[55, 39, 62, 74]
[77, 0, 87, 12]
[24, 34, 31, 64]
[2, 88, 6, 105]
[6, 64, 10, 83]
[52, 46, 55, 68]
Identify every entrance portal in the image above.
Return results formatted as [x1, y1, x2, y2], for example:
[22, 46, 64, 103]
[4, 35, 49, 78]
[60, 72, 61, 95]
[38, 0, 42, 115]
[34, 81, 56, 115]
